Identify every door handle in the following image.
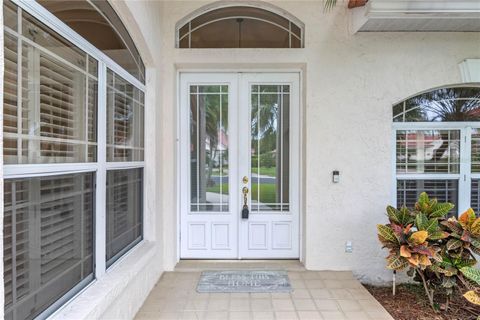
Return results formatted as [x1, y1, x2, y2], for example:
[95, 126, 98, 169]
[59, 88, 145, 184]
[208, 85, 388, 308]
[242, 186, 249, 219]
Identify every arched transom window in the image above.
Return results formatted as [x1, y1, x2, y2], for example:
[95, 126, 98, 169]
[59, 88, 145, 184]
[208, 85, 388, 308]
[393, 85, 480, 216]
[177, 6, 304, 48]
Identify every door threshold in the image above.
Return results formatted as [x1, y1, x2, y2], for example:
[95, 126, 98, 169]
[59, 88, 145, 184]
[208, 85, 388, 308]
[175, 259, 305, 272]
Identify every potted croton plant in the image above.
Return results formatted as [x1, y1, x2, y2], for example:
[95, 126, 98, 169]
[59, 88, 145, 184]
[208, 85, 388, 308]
[377, 192, 480, 311]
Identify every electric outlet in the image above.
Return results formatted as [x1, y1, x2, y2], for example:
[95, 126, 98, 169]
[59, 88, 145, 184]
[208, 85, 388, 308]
[345, 241, 353, 253]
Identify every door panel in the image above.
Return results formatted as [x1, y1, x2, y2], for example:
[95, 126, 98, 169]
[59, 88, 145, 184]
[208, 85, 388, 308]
[180, 74, 238, 259]
[238, 73, 300, 258]
[180, 73, 299, 259]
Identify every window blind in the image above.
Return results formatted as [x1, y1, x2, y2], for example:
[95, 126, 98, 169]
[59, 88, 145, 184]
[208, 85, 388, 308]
[3, 9, 98, 165]
[106, 70, 144, 162]
[397, 179, 458, 215]
[4, 173, 94, 320]
[106, 169, 143, 267]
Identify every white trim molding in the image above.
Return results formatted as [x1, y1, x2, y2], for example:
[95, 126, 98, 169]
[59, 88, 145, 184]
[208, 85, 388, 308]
[350, 0, 480, 33]
[460, 59, 480, 83]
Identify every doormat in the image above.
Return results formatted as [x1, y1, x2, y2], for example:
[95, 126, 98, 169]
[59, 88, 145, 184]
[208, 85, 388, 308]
[196, 270, 292, 293]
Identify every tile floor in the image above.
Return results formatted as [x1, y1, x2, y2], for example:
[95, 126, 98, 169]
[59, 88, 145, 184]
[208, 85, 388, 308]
[135, 262, 394, 320]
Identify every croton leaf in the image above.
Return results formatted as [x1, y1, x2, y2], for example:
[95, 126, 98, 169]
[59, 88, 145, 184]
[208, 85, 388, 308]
[429, 264, 443, 274]
[432, 252, 443, 262]
[404, 224, 413, 234]
[387, 255, 409, 270]
[449, 248, 464, 259]
[458, 259, 477, 269]
[429, 202, 455, 218]
[412, 245, 434, 256]
[377, 225, 398, 244]
[425, 219, 439, 234]
[471, 218, 480, 236]
[460, 267, 480, 285]
[390, 223, 403, 237]
[386, 206, 400, 224]
[463, 291, 480, 306]
[400, 245, 411, 258]
[446, 239, 463, 251]
[429, 231, 449, 240]
[409, 231, 428, 245]
[450, 232, 462, 240]
[461, 230, 471, 243]
[418, 192, 429, 207]
[418, 254, 432, 267]
[459, 208, 476, 228]
[441, 219, 463, 234]
[415, 213, 429, 231]
[407, 254, 420, 267]
[443, 267, 458, 277]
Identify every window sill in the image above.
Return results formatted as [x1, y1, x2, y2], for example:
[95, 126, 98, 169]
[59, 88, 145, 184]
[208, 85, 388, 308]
[49, 240, 159, 320]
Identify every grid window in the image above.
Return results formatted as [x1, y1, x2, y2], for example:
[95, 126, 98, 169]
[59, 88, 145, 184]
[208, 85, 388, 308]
[472, 128, 480, 173]
[394, 86, 480, 216]
[3, 1, 145, 319]
[396, 130, 460, 174]
[3, 6, 98, 164]
[3, 173, 94, 320]
[106, 169, 143, 267]
[397, 179, 458, 215]
[178, 6, 303, 49]
[106, 70, 145, 162]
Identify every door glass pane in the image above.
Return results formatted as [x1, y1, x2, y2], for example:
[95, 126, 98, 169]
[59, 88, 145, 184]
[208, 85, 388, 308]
[396, 130, 460, 174]
[397, 179, 457, 216]
[251, 85, 289, 212]
[190, 85, 229, 212]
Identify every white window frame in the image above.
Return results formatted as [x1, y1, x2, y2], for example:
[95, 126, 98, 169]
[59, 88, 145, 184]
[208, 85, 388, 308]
[174, 2, 305, 48]
[3, 0, 146, 317]
[392, 121, 480, 214]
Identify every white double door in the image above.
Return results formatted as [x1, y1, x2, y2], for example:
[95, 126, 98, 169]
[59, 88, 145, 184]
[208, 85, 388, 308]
[180, 73, 300, 259]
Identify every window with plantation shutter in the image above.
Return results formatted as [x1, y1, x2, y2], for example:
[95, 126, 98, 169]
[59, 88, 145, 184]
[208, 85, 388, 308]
[3, 1, 145, 319]
[393, 86, 480, 216]
[3, 6, 98, 165]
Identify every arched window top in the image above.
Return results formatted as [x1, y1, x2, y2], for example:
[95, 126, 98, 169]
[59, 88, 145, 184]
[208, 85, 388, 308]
[393, 85, 480, 122]
[177, 5, 304, 48]
[38, 0, 145, 83]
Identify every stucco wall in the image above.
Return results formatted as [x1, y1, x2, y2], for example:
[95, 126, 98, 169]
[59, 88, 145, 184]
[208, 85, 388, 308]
[157, 0, 480, 282]
[0, 0, 479, 318]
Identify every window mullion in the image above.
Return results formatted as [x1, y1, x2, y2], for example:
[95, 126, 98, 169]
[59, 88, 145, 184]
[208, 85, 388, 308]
[459, 127, 472, 213]
[95, 61, 108, 278]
